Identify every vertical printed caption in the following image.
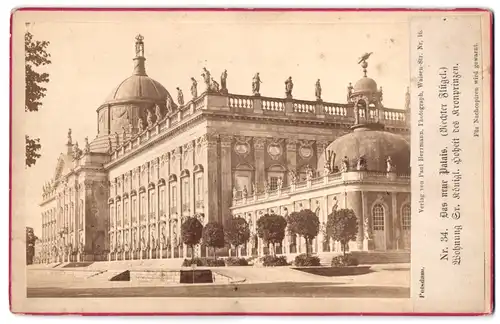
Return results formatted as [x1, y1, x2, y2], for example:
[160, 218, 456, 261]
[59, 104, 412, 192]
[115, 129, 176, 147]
[410, 15, 486, 312]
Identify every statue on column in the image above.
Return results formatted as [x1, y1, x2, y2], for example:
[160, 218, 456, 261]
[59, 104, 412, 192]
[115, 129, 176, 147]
[277, 178, 283, 190]
[147, 109, 154, 128]
[347, 82, 353, 103]
[155, 104, 162, 123]
[128, 122, 133, 136]
[166, 96, 174, 114]
[67, 128, 72, 145]
[176, 87, 184, 105]
[233, 186, 238, 199]
[211, 78, 220, 92]
[290, 170, 298, 185]
[72, 142, 82, 160]
[331, 196, 339, 214]
[242, 185, 248, 198]
[264, 181, 270, 193]
[107, 137, 113, 154]
[363, 216, 371, 240]
[121, 125, 127, 143]
[252, 182, 257, 195]
[405, 86, 410, 110]
[137, 117, 144, 133]
[357, 155, 367, 171]
[252, 72, 262, 95]
[220, 69, 228, 93]
[202, 67, 211, 91]
[386, 155, 395, 172]
[315, 79, 322, 101]
[306, 165, 314, 180]
[379, 86, 384, 103]
[341, 156, 349, 172]
[190, 77, 198, 99]
[353, 100, 360, 125]
[84, 137, 90, 154]
[285, 76, 294, 98]
[114, 132, 120, 147]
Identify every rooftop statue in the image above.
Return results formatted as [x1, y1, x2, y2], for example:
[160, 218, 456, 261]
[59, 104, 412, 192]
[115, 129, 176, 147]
[315, 79, 322, 101]
[211, 78, 220, 92]
[347, 82, 353, 102]
[176, 87, 184, 105]
[357, 155, 367, 171]
[285, 76, 294, 98]
[190, 77, 198, 98]
[146, 109, 154, 128]
[154, 104, 162, 123]
[202, 67, 211, 91]
[405, 86, 410, 110]
[220, 69, 228, 93]
[252, 72, 262, 96]
[84, 137, 90, 154]
[166, 96, 174, 114]
[67, 128, 72, 145]
[73, 142, 82, 160]
[341, 156, 349, 172]
[137, 117, 144, 133]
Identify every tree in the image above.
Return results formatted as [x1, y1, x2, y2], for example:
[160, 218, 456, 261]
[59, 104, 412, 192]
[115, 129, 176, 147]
[224, 217, 250, 257]
[326, 208, 358, 256]
[25, 31, 51, 167]
[256, 213, 287, 256]
[25, 135, 41, 167]
[26, 227, 38, 265]
[181, 217, 203, 260]
[287, 209, 320, 256]
[202, 222, 225, 259]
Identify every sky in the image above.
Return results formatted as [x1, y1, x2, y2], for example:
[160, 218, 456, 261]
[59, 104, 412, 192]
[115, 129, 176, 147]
[21, 12, 410, 234]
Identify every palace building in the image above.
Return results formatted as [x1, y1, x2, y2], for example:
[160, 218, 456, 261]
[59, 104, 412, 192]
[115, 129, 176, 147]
[39, 35, 410, 264]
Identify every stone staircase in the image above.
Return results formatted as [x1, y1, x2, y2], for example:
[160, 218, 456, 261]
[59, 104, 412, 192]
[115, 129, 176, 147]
[318, 252, 341, 266]
[350, 251, 410, 264]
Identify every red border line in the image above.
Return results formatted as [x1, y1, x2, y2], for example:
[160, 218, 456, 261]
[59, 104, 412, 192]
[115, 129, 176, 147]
[10, 7, 494, 316]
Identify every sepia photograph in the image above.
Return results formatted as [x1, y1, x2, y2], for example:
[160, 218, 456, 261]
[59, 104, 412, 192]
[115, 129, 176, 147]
[10, 9, 492, 314]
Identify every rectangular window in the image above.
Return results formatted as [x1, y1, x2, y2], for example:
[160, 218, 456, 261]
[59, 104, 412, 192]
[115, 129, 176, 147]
[170, 185, 177, 214]
[117, 203, 122, 227]
[132, 198, 137, 222]
[124, 200, 129, 225]
[149, 191, 156, 219]
[269, 177, 281, 191]
[140, 194, 146, 221]
[159, 188, 165, 214]
[110, 205, 115, 227]
[197, 176, 203, 199]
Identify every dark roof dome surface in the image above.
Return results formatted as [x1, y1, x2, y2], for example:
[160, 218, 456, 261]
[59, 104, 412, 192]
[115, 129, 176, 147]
[103, 75, 170, 105]
[326, 123, 410, 173]
[353, 76, 378, 93]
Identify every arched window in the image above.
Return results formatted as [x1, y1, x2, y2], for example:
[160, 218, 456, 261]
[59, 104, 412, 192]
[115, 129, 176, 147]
[402, 204, 411, 230]
[372, 204, 385, 230]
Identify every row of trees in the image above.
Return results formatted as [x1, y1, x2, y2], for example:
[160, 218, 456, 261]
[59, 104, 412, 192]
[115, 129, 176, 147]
[181, 216, 251, 260]
[181, 208, 358, 260]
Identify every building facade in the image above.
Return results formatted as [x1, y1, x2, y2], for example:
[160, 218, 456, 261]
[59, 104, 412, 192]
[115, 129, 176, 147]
[39, 35, 410, 263]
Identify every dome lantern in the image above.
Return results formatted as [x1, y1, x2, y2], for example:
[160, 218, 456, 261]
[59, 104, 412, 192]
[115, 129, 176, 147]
[349, 52, 384, 126]
[133, 34, 147, 76]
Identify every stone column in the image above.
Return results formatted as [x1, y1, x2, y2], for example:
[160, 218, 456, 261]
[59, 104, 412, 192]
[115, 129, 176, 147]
[205, 134, 219, 223]
[253, 137, 266, 189]
[391, 192, 398, 250]
[346, 191, 363, 251]
[220, 135, 233, 224]
[285, 138, 298, 178]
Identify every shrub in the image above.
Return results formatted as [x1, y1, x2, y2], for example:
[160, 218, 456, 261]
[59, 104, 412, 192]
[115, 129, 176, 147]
[331, 254, 359, 267]
[326, 209, 358, 256]
[182, 257, 226, 267]
[256, 214, 287, 256]
[287, 210, 320, 256]
[225, 257, 249, 266]
[294, 254, 321, 267]
[202, 222, 225, 259]
[205, 258, 225, 267]
[261, 255, 289, 267]
[182, 257, 204, 267]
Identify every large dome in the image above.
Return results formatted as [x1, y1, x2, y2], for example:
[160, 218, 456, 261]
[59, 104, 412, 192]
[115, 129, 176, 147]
[353, 76, 378, 93]
[326, 124, 410, 173]
[103, 74, 171, 105]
